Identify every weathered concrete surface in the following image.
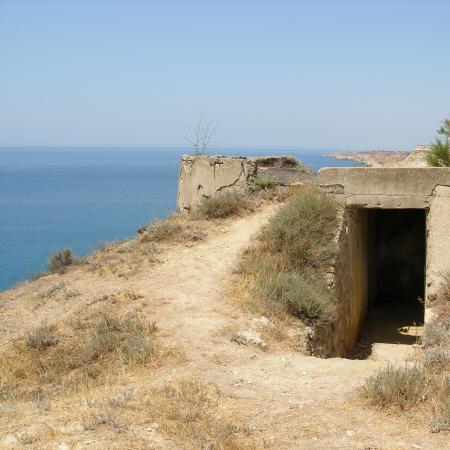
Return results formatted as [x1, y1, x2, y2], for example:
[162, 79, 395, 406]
[318, 167, 450, 208]
[309, 206, 369, 357]
[176, 155, 310, 211]
[426, 185, 450, 320]
[176, 155, 257, 211]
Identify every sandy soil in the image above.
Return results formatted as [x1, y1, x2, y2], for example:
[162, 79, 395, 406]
[0, 204, 448, 449]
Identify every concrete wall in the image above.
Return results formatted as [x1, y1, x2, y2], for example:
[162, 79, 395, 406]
[176, 155, 257, 212]
[318, 167, 450, 209]
[426, 185, 450, 321]
[176, 155, 310, 211]
[308, 207, 369, 357]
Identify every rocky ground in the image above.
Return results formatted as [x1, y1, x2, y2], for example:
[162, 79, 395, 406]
[0, 202, 447, 449]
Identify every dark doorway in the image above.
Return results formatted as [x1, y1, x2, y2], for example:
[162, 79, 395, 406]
[364, 209, 426, 345]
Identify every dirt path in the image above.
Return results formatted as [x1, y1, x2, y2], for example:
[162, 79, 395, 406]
[1, 204, 448, 449]
[130, 206, 447, 449]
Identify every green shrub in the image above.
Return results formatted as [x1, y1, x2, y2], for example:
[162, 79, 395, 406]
[255, 271, 336, 323]
[49, 248, 73, 274]
[361, 364, 427, 410]
[236, 187, 338, 325]
[263, 189, 338, 271]
[252, 174, 277, 190]
[194, 192, 253, 219]
[426, 139, 450, 167]
[86, 315, 156, 364]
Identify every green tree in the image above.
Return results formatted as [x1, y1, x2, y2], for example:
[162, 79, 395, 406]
[437, 117, 450, 147]
[426, 138, 450, 167]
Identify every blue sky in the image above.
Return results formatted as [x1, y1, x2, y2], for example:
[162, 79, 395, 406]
[0, 0, 449, 150]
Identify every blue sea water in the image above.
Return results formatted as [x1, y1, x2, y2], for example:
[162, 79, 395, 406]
[0, 148, 363, 290]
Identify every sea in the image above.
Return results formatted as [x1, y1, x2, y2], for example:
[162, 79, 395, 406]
[0, 148, 364, 291]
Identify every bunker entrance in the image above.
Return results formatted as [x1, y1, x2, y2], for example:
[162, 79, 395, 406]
[363, 209, 426, 345]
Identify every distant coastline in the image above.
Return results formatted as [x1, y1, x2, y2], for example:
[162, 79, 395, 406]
[322, 151, 409, 167]
[322, 146, 430, 168]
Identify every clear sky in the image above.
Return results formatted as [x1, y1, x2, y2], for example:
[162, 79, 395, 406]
[1, 0, 449, 150]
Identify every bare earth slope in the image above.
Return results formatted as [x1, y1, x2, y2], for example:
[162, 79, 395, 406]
[1, 205, 447, 449]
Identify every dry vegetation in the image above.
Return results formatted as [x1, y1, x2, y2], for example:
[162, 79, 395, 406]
[193, 192, 255, 219]
[234, 186, 339, 328]
[361, 274, 450, 433]
[0, 191, 278, 448]
[48, 248, 75, 274]
[0, 312, 161, 401]
[140, 378, 259, 449]
[83, 194, 259, 278]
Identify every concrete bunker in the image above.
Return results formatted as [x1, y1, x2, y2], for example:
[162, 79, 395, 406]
[315, 167, 450, 357]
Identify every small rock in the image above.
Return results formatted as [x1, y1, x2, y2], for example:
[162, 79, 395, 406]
[230, 329, 268, 349]
[346, 430, 355, 437]
[3, 434, 18, 445]
[252, 316, 274, 328]
[412, 445, 422, 449]
[58, 443, 70, 450]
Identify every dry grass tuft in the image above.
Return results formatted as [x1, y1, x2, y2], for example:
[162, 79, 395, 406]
[127, 378, 260, 449]
[138, 214, 206, 243]
[25, 323, 59, 350]
[87, 214, 207, 277]
[194, 192, 254, 219]
[252, 174, 277, 191]
[361, 364, 428, 410]
[0, 314, 160, 401]
[87, 239, 159, 277]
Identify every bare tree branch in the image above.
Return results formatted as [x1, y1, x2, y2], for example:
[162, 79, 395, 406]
[187, 117, 217, 155]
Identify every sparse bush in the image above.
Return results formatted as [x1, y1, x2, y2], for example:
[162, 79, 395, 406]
[235, 187, 338, 325]
[194, 192, 253, 219]
[25, 324, 59, 350]
[49, 248, 74, 274]
[85, 315, 155, 365]
[263, 188, 338, 271]
[361, 364, 428, 410]
[256, 272, 336, 323]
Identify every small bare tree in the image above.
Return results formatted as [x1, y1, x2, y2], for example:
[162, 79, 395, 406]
[187, 117, 217, 155]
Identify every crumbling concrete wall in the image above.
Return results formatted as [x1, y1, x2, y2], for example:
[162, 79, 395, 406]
[176, 155, 256, 212]
[176, 154, 309, 211]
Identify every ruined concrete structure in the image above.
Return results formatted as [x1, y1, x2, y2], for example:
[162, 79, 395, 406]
[316, 168, 450, 356]
[176, 154, 310, 211]
[176, 156, 450, 358]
